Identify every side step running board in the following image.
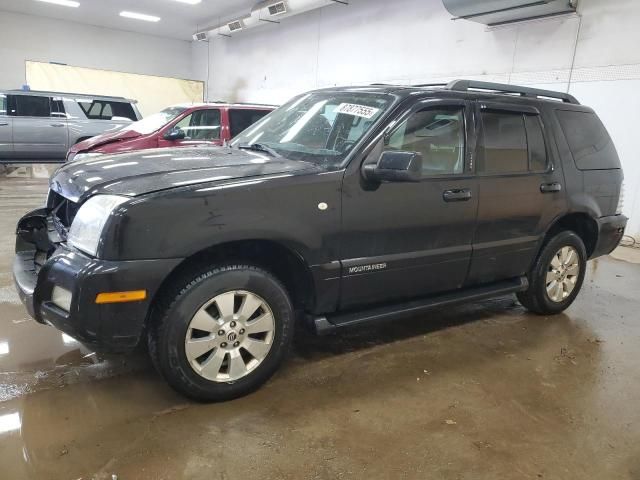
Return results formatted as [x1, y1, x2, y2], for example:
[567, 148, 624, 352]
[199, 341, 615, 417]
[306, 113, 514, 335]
[312, 277, 528, 335]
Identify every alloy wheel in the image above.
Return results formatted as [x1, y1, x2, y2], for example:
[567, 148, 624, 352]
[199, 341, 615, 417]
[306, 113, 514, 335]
[184, 290, 275, 382]
[545, 246, 580, 303]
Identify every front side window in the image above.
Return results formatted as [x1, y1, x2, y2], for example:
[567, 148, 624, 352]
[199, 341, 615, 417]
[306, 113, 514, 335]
[229, 108, 270, 138]
[231, 91, 393, 167]
[175, 109, 221, 140]
[15, 95, 51, 117]
[125, 106, 187, 135]
[385, 107, 465, 176]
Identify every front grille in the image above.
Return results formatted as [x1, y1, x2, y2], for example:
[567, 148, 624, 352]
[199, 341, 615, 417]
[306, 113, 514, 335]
[47, 190, 79, 240]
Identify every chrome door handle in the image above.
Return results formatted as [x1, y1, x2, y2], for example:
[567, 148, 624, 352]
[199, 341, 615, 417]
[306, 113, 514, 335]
[443, 188, 472, 202]
[0, 122, 8, 126]
[50, 123, 65, 127]
[540, 182, 562, 193]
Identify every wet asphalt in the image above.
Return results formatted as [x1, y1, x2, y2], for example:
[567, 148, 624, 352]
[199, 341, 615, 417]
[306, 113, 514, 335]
[0, 165, 639, 479]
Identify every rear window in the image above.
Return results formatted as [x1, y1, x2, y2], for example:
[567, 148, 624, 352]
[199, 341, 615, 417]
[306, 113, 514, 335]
[78, 100, 137, 121]
[556, 110, 620, 170]
[229, 108, 270, 138]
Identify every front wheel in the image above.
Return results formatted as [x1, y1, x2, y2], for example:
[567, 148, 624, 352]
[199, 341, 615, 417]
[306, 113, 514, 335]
[517, 231, 587, 315]
[148, 264, 295, 401]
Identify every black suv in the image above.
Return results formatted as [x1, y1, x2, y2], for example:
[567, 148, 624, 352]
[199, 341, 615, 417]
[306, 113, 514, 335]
[13, 80, 626, 401]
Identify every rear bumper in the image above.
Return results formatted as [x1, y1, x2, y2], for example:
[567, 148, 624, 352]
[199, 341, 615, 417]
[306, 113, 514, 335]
[13, 209, 181, 352]
[591, 214, 628, 258]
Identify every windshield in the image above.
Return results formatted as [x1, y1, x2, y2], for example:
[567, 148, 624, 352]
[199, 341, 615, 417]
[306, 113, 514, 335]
[230, 91, 393, 166]
[125, 106, 188, 135]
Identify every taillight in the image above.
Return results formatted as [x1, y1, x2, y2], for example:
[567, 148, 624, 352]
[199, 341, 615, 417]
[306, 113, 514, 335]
[616, 181, 625, 215]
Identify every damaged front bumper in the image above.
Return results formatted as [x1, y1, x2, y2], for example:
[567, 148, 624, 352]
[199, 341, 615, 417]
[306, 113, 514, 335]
[13, 208, 181, 352]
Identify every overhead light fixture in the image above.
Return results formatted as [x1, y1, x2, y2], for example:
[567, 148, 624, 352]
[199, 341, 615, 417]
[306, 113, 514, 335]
[35, 0, 80, 7]
[175, 0, 202, 4]
[120, 11, 161, 22]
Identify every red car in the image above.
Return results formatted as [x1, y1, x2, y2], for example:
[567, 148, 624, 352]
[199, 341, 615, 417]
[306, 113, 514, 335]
[66, 103, 275, 162]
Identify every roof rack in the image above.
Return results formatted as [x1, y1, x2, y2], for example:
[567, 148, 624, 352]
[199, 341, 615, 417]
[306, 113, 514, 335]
[444, 79, 579, 104]
[5, 89, 137, 103]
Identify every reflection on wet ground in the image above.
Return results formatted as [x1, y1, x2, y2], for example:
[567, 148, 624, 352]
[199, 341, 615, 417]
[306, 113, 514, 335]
[1, 166, 639, 479]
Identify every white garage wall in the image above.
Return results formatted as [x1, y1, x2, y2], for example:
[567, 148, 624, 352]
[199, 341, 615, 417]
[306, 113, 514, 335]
[0, 10, 200, 91]
[198, 0, 640, 239]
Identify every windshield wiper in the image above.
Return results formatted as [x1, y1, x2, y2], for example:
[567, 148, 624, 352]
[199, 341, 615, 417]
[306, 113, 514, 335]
[237, 143, 281, 158]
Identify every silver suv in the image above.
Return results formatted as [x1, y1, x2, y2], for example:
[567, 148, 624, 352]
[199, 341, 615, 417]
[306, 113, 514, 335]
[0, 90, 141, 163]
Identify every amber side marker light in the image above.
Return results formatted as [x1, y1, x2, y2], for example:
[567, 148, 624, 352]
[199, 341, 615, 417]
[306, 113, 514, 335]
[95, 290, 147, 304]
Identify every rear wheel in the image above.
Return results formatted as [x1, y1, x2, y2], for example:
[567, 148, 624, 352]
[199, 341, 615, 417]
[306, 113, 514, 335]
[517, 231, 587, 315]
[148, 264, 294, 401]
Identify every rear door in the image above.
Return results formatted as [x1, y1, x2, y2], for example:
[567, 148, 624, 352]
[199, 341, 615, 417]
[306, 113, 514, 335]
[0, 93, 13, 160]
[466, 102, 565, 285]
[12, 94, 68, 160]
[340, 99, 478, 308]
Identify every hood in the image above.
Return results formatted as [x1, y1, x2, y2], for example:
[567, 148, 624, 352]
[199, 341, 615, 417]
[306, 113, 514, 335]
[50, 146, 321, 203]
[74, 128, 142, 152]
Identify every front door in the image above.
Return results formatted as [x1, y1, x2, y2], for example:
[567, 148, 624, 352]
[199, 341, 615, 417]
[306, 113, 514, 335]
[11, 95, 68, 160]
[340, 100, 478, 309]
[0, 93, 12, 160]
[466, 102, 566, 285]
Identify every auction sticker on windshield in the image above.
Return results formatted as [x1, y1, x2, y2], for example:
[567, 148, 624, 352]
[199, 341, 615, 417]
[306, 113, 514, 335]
[335, 103, 380, 119]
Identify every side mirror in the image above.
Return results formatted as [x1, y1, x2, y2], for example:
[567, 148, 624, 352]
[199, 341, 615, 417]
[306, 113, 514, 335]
[363, 150, 423, 183]
[163, 127, 186, 141]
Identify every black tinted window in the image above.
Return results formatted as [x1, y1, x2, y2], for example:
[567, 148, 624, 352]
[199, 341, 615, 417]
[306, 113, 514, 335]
[524, 115, 547, 171]
[229, 108, 270, 138]
[16, 95, 51, 117]
[556, 110, 620, 170]
[78, 100, 136, 120]
[480, 111, 528, 174]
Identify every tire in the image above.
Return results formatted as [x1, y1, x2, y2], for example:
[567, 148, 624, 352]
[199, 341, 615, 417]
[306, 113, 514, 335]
[148, 264, 294, 401]
[517, 231, 587, 315]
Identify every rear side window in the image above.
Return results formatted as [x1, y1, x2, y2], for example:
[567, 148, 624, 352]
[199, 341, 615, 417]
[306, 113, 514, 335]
[479, 110, 548, 174]
[556, 110, 620, 170]
[524, 115, 547, 171]
[480, 111, 528, 174]
[78, 100, 137, 121]
[51, 97, 66, 118]
[229, 109, 270, 138]
[15, 95, 51, 117]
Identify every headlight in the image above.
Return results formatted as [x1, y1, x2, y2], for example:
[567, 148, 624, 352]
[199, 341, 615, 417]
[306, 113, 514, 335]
[68, 195, 129, 257]
[72, 152, 102, 163]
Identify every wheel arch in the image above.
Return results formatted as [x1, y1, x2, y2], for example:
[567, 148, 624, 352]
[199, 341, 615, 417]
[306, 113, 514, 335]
[544, 212, 598, 258]
[146, 239, 316, 327]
